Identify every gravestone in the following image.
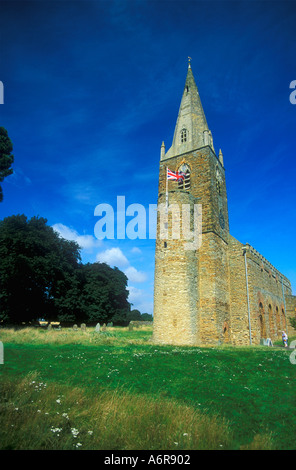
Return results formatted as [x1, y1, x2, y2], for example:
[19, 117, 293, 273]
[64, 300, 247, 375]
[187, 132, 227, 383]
[81, 323, 86, 331]
[102, 323, 106, 331]
[47, 324, 52, 331]
[95, 323, 100, 333]
[73, 324, 78, 331]
[260, 338, 273, 347]
[129, 323, 133, 331]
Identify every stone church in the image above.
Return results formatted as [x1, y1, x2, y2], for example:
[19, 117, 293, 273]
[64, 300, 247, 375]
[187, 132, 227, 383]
[153, 62, 296, 346]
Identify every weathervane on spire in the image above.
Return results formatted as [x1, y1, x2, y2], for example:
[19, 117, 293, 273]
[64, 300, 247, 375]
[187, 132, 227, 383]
[188, 56, 192, 68]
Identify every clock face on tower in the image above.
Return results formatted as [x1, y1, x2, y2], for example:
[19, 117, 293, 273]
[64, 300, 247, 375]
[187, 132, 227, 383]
[219, 210, 225, 229]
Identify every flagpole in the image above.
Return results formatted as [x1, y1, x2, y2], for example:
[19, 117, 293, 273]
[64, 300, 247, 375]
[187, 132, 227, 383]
[166, 166, 168, 211]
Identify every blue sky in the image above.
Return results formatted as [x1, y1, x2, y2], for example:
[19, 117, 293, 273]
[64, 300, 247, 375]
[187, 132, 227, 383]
[1, 0, 296, 314]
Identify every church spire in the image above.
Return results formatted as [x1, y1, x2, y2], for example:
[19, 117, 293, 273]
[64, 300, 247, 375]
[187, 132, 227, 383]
[162, 61, 215, 160]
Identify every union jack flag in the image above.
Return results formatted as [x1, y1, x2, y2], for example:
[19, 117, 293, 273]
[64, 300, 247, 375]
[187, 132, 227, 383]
[167, 168, 185, 181]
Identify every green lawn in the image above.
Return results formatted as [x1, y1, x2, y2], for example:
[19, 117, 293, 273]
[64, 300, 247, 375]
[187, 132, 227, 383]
[1, 326, 295, 450]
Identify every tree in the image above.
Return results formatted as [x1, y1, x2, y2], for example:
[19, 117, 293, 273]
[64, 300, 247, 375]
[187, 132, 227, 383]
[0, 214, 81, 323]
[141, 313, 153, 321]
[79, 263, 130, 325]
[0, 214, 131, 325]
[126, 309, 142, 322]
[289, 316, 296, 331]
[0, 127, 14, 202]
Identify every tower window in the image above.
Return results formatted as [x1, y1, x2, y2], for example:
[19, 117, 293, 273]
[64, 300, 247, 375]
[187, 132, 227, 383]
[184, 171, 190, 190]
[181, 128, 187, 143]
[216, 180, 221, 194]
[216, 166, 222, 195]
[178, 163, 191, 191]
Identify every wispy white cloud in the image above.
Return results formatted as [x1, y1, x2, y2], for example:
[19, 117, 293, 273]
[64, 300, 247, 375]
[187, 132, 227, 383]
[96, 247, 147, 282]
[52, 223, 101, 251]
[128, 285, 153, 315]
[8, 166, 32, 187]
[127, 285, 143, 301]
[124, 266, 147, 283]
[96, 247, 129, 267]
[131, 247, 142, 254]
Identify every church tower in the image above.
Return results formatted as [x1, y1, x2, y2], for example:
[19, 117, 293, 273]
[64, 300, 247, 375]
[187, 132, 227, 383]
[153, 61, 231, 345]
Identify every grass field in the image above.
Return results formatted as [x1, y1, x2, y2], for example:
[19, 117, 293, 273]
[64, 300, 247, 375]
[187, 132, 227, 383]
[0, 326, 295, 450]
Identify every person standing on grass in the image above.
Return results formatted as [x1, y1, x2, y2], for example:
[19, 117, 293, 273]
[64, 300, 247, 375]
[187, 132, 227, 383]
[282, 331, 288, 348]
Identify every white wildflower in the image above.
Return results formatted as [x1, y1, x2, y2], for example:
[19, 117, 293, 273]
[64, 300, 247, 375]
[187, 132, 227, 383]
[51, 427, 62, 434]
[71, 428, 79, 438]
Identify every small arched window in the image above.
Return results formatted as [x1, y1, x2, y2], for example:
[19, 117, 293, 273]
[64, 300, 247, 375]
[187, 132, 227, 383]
[178, 163, 191, 191]
[180, 128, 187, 143]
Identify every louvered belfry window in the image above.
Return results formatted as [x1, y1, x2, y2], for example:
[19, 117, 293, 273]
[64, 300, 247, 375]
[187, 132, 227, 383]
[178, 163, 190, 191]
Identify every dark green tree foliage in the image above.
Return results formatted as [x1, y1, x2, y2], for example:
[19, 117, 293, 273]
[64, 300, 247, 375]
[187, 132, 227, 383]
[0, 127, 14, 202]
[289, 316, 296, 331]
[140, 313, 153, 321]
[0, 215, 130, 324]
[0, 215, 80, 323]
[79, 263, 130, 325]
[126, 310, 153, 323]
[126, 309, 142, 322]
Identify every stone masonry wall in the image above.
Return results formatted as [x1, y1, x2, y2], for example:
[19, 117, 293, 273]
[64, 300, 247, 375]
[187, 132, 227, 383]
[228, 235, 250, 345]
[153, 190, 200, 345]
[246, 244, 292, 344]
[228, 237, 293, 345]
[286, 295, 296, 335]
[198, 231, 230, 345]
